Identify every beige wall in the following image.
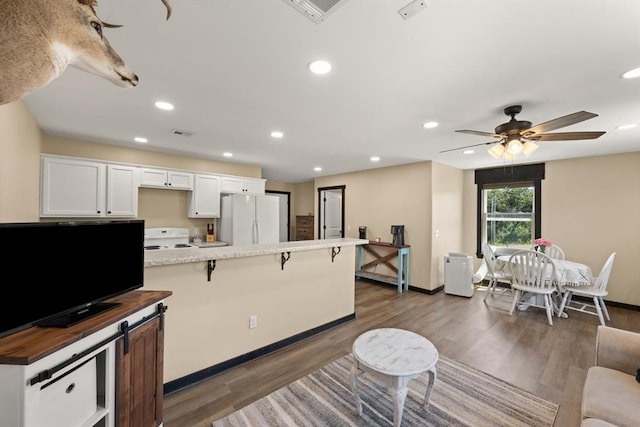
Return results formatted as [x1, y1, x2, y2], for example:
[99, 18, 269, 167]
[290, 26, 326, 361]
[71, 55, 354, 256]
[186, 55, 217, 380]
[462, 153, 640, 306]
[144, 247, 356, 382]
[315, 162, 436, 290]
[42, 135, 261, 178]
[431, 162, 465, 287]
[0, 100, 41, 222]
[294, 181, 314, 216]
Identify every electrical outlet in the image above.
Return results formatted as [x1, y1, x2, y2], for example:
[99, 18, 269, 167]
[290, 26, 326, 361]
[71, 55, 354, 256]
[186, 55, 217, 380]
[249, 315, 257, 329]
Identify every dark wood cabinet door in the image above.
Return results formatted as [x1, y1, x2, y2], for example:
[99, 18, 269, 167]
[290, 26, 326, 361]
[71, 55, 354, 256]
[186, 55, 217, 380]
[116, 316, 164, 427]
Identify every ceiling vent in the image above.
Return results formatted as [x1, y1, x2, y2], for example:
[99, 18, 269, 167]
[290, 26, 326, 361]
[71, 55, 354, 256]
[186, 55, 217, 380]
[282, 0, 348, 24]
[171, 129, 195, 137]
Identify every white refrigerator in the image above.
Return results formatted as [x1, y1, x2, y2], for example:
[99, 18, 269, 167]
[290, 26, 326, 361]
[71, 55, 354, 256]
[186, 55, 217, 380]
[219, 194, 280, 245]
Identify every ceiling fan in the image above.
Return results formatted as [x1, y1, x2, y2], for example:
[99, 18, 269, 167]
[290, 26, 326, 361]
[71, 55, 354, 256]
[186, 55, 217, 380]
[442, 105, 606, 160]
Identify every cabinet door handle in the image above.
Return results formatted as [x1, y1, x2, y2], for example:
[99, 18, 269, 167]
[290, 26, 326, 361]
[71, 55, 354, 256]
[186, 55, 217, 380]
[65, 383, 75, 393]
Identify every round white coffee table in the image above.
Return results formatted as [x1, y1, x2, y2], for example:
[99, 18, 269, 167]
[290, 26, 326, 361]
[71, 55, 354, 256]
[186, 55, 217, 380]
[350, 328, 438, 427]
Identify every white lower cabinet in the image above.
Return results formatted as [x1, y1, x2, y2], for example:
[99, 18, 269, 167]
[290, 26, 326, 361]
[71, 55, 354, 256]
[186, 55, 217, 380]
[0, 299, 166, 427]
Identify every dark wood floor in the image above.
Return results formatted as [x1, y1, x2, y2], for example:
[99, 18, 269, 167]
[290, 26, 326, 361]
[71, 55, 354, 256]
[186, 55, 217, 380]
[162, 280, 640, 427]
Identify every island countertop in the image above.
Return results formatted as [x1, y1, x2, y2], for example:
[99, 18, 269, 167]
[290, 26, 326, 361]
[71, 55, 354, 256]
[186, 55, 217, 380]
[144, 238, 368, 267]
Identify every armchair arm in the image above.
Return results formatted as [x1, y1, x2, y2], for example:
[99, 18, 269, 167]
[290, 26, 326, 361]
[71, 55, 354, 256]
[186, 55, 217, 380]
[594, 325, 640, 376]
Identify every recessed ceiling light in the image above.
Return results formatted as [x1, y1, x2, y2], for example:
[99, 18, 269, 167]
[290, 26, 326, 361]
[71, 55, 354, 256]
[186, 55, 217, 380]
[155, 101, 174, 111]
[422, 121, 439, 129]
[621, 67, 640, 79]
[463, 150, 474, 154]
[223, 152, 233, 157]
[314, 166, 322, 172]
[616, 123, 637, 130]
[134, 137, 148, 143]
[370, 156, 380, 162]
[270, 131, 284, 138]
[308, 60, 332, 75]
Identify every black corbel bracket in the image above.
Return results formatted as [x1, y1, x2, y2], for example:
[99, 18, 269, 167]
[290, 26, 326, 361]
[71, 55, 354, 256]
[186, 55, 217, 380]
[331, 246, 341, 262]
[281, 252, 291, 270]
[207, 260, 216, 282]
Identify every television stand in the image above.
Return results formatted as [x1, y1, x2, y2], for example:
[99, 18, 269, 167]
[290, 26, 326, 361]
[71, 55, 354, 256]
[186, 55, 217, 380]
[35, 302, 121, 328]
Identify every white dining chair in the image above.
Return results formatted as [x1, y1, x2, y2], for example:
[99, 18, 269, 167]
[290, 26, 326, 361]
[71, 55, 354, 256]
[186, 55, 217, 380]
[556, 252, 616, 326]
[508, 250, 557, 325]
[545, 244, 565, 260]
[481, 243, 512, 302]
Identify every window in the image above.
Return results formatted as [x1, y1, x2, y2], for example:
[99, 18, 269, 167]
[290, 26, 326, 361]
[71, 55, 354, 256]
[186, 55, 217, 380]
[475, 164, 545, 257]
[483, 184, 534, 247]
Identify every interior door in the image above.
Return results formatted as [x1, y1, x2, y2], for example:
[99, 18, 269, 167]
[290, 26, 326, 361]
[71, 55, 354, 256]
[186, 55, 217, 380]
[320, 189, 343, 239]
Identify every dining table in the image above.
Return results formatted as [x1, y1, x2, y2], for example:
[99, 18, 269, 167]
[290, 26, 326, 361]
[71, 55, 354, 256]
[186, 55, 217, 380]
[495, 254, 593, 317]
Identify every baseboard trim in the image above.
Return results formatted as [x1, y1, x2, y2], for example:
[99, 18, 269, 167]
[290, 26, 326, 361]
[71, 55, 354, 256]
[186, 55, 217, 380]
[163, 313, 356, 396]
[410, 285, 444, 295]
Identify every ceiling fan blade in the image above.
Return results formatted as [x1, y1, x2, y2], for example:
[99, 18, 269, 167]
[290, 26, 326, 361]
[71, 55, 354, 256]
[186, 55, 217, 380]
[455, 129, 502, 138]
[439, 140, 501, 153]
[525, 111, 598, 135]
[527, 131, 606, 141]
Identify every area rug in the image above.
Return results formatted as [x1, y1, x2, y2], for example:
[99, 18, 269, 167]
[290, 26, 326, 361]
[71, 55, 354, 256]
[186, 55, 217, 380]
[212, 353, 559, 426]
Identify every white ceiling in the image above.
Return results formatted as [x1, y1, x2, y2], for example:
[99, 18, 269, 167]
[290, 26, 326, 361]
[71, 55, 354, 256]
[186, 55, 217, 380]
[21, 0, 640, 183]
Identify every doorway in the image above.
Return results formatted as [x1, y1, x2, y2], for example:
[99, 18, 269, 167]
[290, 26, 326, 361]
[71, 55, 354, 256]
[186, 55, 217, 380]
[266, 190, 290, 242]
[318, 185, 345, 239]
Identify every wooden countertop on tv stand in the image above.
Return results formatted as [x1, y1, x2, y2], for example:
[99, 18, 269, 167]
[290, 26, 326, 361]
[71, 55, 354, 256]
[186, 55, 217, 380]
[0, 290, 172, 365]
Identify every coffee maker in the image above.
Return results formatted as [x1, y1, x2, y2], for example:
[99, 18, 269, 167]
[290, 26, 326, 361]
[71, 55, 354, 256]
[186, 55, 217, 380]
[359, 226, 367, 239]
[390, 225, 404, 246]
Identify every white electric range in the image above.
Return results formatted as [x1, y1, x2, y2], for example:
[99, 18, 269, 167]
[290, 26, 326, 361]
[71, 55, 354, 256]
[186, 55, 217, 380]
[143, 228, 194, 250]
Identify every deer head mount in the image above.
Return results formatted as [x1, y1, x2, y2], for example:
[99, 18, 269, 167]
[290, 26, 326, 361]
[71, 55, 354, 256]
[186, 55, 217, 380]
[0, 0, 172, 105]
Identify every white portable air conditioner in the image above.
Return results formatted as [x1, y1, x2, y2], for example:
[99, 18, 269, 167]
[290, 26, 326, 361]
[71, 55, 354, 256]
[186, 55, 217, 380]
[444, 253, 474, 297]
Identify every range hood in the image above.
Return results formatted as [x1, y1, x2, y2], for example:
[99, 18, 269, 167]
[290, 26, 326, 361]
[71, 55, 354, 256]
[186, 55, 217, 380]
[282, 0, 348, 23]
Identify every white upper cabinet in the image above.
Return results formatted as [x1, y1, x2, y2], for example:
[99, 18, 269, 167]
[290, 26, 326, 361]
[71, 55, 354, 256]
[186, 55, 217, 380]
[139, 168, 193, 190]
[220, 176, 265, 195]
[188, 174, 221, 218]
[41, 156, 105, 217]
[40, 156, 138, 218]
[106, 164, 139, 217]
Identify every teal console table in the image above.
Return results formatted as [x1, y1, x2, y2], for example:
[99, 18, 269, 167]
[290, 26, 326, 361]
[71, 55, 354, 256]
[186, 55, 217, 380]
[355, 241, 410, 293]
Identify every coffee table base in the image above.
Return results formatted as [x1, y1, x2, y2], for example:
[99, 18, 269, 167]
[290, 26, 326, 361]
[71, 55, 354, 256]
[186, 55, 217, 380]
[350, 360, 437, 427]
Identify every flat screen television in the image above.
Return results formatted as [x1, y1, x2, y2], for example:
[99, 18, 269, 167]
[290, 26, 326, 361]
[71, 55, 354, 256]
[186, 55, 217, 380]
[0, 219, 144, 340]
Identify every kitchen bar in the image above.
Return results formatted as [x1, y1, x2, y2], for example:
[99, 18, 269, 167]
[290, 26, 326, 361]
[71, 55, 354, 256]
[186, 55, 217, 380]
[143, 238, 367, 391]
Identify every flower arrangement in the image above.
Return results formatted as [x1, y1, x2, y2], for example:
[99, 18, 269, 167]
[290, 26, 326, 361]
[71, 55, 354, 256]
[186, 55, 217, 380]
[533, 238, 552, 253]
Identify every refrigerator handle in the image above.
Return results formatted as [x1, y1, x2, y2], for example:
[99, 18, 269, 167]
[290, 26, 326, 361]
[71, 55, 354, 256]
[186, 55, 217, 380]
[253, 219, 259, 244]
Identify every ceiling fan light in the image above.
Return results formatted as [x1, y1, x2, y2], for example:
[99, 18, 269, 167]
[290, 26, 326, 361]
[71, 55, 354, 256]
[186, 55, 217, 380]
[507, 139, 523, 154]
[522, 141, 539, 156]
[488, 143, 505, 159]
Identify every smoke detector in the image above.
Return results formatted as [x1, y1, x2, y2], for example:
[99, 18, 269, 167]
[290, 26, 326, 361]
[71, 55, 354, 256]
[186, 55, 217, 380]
[282, 0, 348, 24]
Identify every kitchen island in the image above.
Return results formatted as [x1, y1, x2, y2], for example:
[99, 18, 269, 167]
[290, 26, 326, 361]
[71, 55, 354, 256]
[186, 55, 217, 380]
[143, 238, 367, 393]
